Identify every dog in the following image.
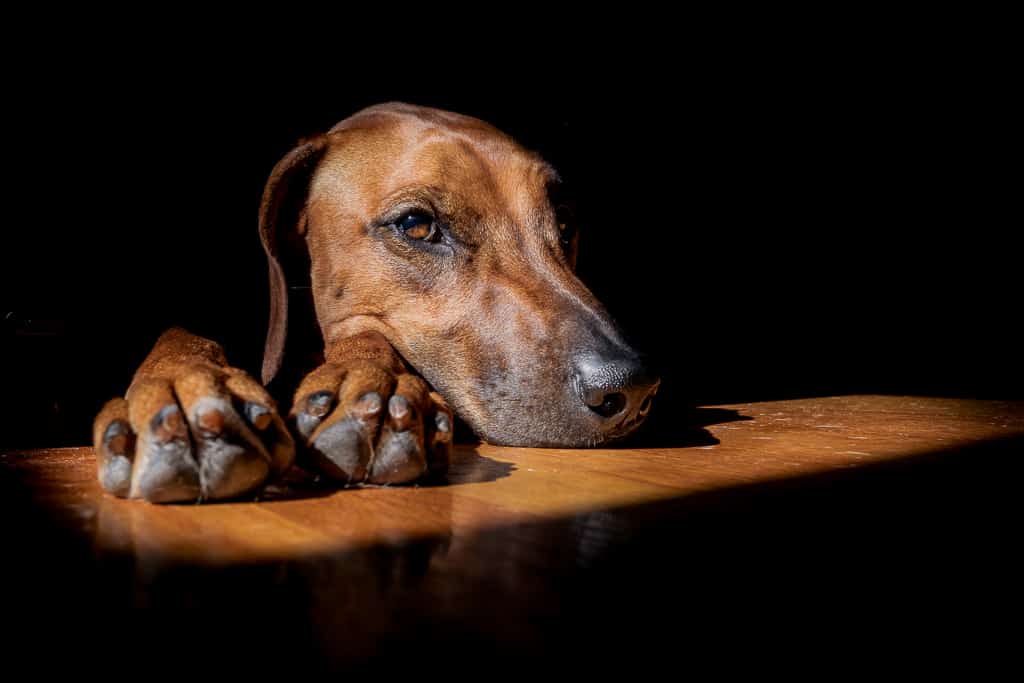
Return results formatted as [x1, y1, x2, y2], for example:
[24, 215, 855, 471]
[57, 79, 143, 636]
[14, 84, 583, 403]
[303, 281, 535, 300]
[92, 103, 660, 502]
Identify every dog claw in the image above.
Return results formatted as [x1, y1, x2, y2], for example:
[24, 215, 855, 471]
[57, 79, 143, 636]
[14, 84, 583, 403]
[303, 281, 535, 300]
[296, 413, 319, 439]
[295, 391, 335, 439]
[98, 419, 135, 496]
[309, 418, 370, 482]
[388, 395, 413, 430]
[151, 405, 187, 442]
[388, 394, 409, 418]
[198, 441, 270, 500]
[370, 430, 426, 484]
[103, 420, 133, 456]
[434, 412, 451, 436]
[292, 360, 449, 486]
[132, 438, 200, 503]
[245, 402, 272, 431]
[197, 407, 225, 436]
[94, 358, 290, 503]
[305, 391, 334, 417]
[352, 391, 383, 419]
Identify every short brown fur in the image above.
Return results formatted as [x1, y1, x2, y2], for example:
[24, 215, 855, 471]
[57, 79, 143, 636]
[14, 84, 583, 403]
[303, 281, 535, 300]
[92, 103, 653, 503]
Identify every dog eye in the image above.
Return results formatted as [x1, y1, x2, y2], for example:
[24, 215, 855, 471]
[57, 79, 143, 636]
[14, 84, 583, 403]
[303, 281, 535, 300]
[558, 220, 576, 246]
[555, 205, 576, 247]
[397, 211, 437, 242]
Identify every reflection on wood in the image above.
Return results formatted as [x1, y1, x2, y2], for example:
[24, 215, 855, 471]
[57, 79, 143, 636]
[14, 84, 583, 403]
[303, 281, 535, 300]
[7, 395, 1021, 566]
[3, 395, 1022, 673]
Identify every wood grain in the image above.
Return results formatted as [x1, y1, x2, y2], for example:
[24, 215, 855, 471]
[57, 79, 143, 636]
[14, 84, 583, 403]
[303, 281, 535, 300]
[3, 395, 1022, 674]
[4, 395, 1022, 565]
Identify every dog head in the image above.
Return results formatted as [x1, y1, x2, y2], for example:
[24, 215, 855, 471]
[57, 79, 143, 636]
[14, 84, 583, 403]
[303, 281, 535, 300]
[260, 103, 658, 447]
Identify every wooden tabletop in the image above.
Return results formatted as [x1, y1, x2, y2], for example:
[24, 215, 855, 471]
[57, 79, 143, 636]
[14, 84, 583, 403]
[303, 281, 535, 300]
[4, 394, 1022, 674]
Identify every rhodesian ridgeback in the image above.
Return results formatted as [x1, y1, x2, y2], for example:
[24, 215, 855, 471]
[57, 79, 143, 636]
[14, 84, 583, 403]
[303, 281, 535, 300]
[92, 103, 660, 502]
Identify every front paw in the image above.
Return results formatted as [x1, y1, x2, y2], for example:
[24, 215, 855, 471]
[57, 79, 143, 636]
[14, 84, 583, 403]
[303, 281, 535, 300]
[92, 365, 294, 503]
[290, 361, 452, 485]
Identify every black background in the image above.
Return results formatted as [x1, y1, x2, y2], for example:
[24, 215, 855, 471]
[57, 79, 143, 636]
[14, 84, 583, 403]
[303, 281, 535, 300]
[1, 18, 1021, 676]
[1, 24, 1018, 448]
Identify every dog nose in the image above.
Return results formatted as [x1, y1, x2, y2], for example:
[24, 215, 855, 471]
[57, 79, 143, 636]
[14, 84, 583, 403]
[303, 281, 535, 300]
[574, 354, 660, 424]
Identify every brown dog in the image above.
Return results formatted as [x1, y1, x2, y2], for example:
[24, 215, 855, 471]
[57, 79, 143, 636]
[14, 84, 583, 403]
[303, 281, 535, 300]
[92, 103, 659, 502]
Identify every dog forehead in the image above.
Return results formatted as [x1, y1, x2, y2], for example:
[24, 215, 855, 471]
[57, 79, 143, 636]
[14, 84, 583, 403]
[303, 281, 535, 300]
[311, 104, 555, 216]
[328, 102, 517, 149]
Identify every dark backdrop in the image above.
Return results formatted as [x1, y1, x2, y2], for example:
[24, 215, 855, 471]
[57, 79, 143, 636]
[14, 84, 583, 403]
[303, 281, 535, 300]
[1, 34, 1018, 448]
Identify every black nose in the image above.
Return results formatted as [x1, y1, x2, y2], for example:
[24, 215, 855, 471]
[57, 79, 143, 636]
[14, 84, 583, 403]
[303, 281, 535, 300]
[574, 354, 660, 425]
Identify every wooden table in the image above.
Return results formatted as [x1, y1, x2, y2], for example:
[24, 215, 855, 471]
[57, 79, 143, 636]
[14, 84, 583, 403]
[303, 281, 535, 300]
[3, 395, 1022, 675]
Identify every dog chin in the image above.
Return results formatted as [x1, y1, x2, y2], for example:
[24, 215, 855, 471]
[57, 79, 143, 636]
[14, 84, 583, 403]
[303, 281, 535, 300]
[470, 415, 643, 449]
[423, 374, 649, 447]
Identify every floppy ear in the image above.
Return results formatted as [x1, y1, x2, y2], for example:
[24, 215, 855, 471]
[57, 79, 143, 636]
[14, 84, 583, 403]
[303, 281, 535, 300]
[259, 135, 329, 385]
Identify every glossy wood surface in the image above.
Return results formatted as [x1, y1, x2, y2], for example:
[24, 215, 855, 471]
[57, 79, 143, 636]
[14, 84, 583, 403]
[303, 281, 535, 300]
[4, 395, 1022, 675]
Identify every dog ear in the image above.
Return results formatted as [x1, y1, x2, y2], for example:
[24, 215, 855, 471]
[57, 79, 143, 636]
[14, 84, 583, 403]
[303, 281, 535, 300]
[259, 135, 329, 386]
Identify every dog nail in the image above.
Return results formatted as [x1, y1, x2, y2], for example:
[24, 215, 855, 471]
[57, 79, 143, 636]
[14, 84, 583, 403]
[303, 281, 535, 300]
[305, 391, 334, 418]
[197, 408, 225, 436]
[388, 395, 413, 430]
[151, 405, 186, 442]
[296, 412, 320, 439]
[107, 433, 129, 455]
[245, 402, 272, 430]
[435, 413, 451, 433]
[352, 392, 383, 418]
[103, 420, 132, 455]
[389, 395, 409, 418]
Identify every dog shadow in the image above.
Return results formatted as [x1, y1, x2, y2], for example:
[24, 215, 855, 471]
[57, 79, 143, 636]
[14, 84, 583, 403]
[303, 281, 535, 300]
[626, 405, 753, 449]
[258, 450, 515, 501]
[253, 394, 720, 502]
[415, 450, 517, 488]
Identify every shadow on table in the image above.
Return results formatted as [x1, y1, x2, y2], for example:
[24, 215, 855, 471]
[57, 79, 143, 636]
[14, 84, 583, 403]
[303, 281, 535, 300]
[256, 450, 516, 500]
[4, 430, 1021, 676]
[627, 405, 754, 448]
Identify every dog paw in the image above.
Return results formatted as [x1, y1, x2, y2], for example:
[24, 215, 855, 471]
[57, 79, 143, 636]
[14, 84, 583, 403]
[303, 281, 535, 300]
[290, 361, 453, 485]
[92, 365, 294, 503]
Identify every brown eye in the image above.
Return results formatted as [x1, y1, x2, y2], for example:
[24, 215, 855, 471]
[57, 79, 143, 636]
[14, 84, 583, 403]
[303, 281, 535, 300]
[397, 211, 437, 241]
[559, 221, 576, 245]
[555, 204, 576, 248]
